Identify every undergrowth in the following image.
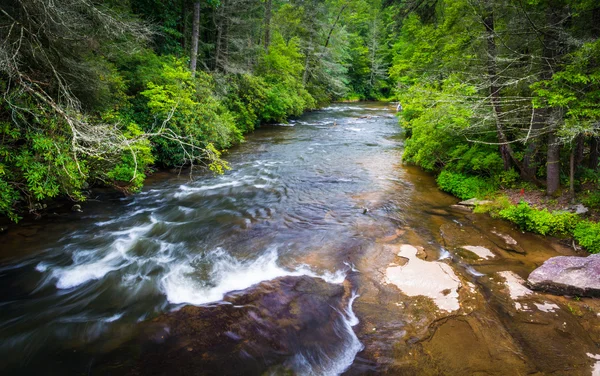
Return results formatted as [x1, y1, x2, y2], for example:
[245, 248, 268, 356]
[474, 198, 600, 254]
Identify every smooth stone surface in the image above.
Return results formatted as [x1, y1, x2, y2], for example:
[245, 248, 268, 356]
[528, 254, 600, 297]
[450, 204, 473, 212]
[491, 230, 517, 246]
[573, 204, 589, 215]
[95, 276, 360, 376]
[457, 198, 492, 207]
[491, 230, 526, 254]
[385, 244, 461, 312]
[533, 302, 560, 312]
[499, 271, 532, 311]
[461, 245, 496, 260]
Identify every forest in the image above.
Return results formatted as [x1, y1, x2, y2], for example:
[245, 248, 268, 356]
[0, 0, 394, 221]
[1, 0, 600, 246]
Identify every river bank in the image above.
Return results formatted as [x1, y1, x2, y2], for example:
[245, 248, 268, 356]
[1, 102, 599, 375]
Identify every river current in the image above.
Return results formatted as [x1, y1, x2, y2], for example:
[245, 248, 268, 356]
[2, 102, 599, 375]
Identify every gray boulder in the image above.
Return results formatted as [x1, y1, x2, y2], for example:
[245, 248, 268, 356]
[528, 254, 600, 297]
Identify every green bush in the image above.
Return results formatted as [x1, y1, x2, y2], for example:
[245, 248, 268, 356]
[223, 74, 269, 133]
[498, 201, 580, 236]
[581, 190, 600, 209]
[436, 170, 496, 199]
[139, 57, 242, 166]
[574, 221, 600, 254]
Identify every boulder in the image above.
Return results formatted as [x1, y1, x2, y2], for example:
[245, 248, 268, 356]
[571, 204, 589, 215]
[527, 254, 600, 297]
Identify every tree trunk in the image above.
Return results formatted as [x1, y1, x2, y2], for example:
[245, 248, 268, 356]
[263, 0, 272, 52]
[324, 4, 348, 48]
[369, 15, 378, 90]
[190, 2, 200, 77]
[575, 134, 584, 166]
[543, 7, 562, 195]
[302, 41, 311, 85]
[589, 136, 599, 171]
[223, 0, 230, 72]
[521, 106, 546, 182]
[569, 144, 575, 203]
[547, 130, 561, 195]
[483, 11, 511, 171]
[181, 0, 187, 51]
[214, 2, 225, 72]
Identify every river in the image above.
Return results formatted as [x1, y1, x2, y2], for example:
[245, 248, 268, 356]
[1, 102, 599, 375]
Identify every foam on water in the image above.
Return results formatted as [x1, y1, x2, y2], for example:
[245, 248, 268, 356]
[438, 247, 452, 260]
[161, 247, 346, 305]
[290, 291, 363, 376]
[38, 222, 155, 289]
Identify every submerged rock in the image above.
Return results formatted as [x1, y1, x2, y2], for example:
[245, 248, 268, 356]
[461, 245, 496, 260]
[491, 230, 526, 254]
[450, 204, 473, 212]
[498, 271, 533, 311]
[96, 276, 361, 376]
[528, 254, 600, 297]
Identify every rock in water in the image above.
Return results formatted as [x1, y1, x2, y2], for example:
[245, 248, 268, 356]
[528, 254, 600, 297]
[95, 276, 361, 376]
[457, 198, 492, 207]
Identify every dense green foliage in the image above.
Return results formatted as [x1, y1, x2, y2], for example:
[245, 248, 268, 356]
[391, 0, 600, 194]
[387, 0, 600, 253]
[573, 221, 600, 254]
[498, 202, 580, 236]
[2, 0, 599, 257]
[436, 171, 495, 200]
[0, 0, 391, 221]
[474, 198, 600, 253]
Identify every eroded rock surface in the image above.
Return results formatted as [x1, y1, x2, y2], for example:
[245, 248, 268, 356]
[385, 244, 461, 312]
[96, 276, 360, 376]
[528, 254, 600, 297]
[457, 198, 492, 207]
[461, 245, 496, 260]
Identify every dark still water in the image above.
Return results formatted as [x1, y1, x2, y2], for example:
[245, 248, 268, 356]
[1, 102, 596, 375]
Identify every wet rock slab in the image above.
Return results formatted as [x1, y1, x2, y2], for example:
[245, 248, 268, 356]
[95, 276, 359, 376]
[385, 244, 461, 312]
[528, 254, 600, 297]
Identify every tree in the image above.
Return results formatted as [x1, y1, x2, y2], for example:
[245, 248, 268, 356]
[190, 2, 201, 76]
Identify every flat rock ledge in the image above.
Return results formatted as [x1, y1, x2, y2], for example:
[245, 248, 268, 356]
[527, 254, 600, 297]
[457, 198, 492, 207]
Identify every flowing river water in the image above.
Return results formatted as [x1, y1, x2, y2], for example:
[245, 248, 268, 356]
[2, 102, 600, 375]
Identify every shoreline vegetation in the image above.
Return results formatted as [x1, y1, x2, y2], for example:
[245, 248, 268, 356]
[2, 0, 599, 253]
[392, 1, 600, 255]
[0, 0, 394, 223]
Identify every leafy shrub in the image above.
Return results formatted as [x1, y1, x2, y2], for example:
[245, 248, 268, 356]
[492, 168, 521, 189]
[139, 57, 242, 166]
[223, 74, 269, 133]
[498, 202, 580, 236]
[473, 195, 512, 215]
[436, 170, 496, 199]
[101, 118, 155, 192]
[446, 144, 505, 176]
[0, 111, 88, 221]
[573, 221, 600, 254]
[581, 190, 600, 209]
